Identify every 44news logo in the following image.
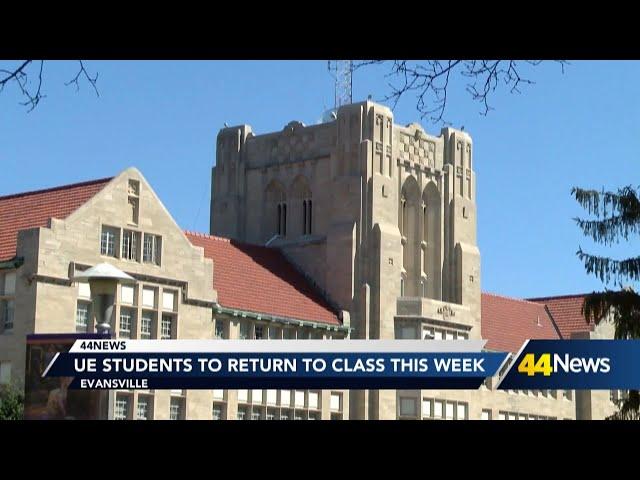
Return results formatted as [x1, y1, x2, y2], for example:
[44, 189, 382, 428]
[517, 353, 611, 376]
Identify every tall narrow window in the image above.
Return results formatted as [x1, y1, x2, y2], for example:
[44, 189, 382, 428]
[143, 234, 162, 266]
[114, 394, 130, 420]
[302, 199, 313, 235]
[277, 205, 282, 235]
[276, 203, 287, 236]
[400, 198, 406, 236]
[423, 204, 427, 241]
[161, 314, 174, 339]
[302, 200, 307, 235]
[1, 300, 14, 331]
[254, 325, 264, 339]
[266, 180, 287, 240]
[307, 200, 312, 234]
[122, 230, 140, 261]
[76, 301, 91, 333]
[282, 204, 287, 236]
[239, 321, 249, 340]
[100, 226, 119, 257]
[215, 319, 225, 339]
[141, 311, 154, 339]
[169, 397, 184, 420]
[119, 308, 135, 339]
[137, 396, 152, 420]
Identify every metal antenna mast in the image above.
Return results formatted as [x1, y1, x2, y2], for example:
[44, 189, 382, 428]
[328, 60, 353, 108]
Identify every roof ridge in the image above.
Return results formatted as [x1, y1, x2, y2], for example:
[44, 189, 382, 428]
[482, 291, 547, 307]
[528, 293, 589, 301]
[0, 177, 113, 201]
[184, 231, 278, 250]
[184, 230, 231, 243]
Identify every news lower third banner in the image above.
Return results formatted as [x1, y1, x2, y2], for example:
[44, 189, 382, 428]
[41, 338, 640, 390]
[45, 339, 506, 390]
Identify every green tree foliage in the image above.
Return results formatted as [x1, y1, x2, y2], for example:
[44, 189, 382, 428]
[0, 383, 24, 420]
[572, 185, 640, 419]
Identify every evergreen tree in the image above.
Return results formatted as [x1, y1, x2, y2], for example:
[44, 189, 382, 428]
[572, 185, 640, 419]
[0, 383, 24, 420]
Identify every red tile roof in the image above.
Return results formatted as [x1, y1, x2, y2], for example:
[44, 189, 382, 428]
[185, 232, 341, 326]
[528, 294, 594, 339]
[481, 292, 561, 352]
[0, 177, 112, 261]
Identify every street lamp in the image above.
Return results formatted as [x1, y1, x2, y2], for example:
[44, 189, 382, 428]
[71, 263, 136, 336]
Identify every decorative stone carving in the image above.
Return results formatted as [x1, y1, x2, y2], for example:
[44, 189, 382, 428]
[437, 305, 456, 319]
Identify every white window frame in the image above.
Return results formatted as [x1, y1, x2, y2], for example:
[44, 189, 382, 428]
[169, 397, 184, 420]
[161, 314, 174, 339]
[121, 229, 140, 261]
[141, 311, 154, 339]
[76, 300, 91, 333]
[114, 394, 130, 420]
[100, 226, 119, 257]
[1, 299, 14, 332]
[119, 307, 135, 339]
[137, 395, 152, 420]
[143, 233, 162, 266]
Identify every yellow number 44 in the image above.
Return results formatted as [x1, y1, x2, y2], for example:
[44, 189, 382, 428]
[517, 353, 553, 376]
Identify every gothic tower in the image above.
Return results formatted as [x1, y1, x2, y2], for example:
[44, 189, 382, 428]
[210, 100, 481, 419]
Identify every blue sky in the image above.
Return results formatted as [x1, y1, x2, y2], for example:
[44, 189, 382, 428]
[0, 60, 637, 299]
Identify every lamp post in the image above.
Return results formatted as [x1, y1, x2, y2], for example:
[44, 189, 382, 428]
[71, 263, 136, 336]
[71, 263, 136, 419]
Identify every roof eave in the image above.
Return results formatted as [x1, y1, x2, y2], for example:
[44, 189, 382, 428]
[0, 256, 24, 270]
[213, 303, 350, 333]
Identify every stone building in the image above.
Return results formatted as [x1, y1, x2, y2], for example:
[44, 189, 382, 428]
[209, 100, 617, 420]
[0, 100, 618, 419]
[0, 168, 349, 420]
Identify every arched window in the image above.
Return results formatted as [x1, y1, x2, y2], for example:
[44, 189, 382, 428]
[400, 197, 407, 237]
[291, 175, 312, 237]
[282, 204, 287, 235]
[422, 181, 441, 299]
[265, 180, 287, 239]
[303, 200, 306, 234]
[302, 199, 312, 235]
[400, 176, 420, 296]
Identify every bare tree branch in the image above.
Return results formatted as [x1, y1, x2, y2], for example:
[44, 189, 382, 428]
[0, 60, 99, 112]
[0, 60, 32, 88]
[354, 60, 569, 124]
[64, 60, 99, 97]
